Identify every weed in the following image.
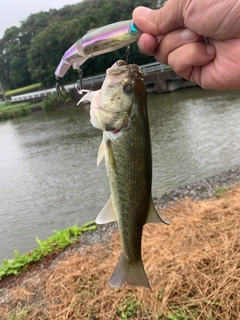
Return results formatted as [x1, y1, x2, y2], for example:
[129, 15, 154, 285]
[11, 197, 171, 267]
[20, 107, 31, 117]
[205, 300, 220, 306]
[155, 289, 164, 301]
[214, 186, 228, 198]
[6, 306, 29, 320]
[0, 102, 31, 109]
[0, 222, 96, 281]
[167, 309, 189, 320]
[166, 304, 198, 320]
[117, 293, 142, 319]
[0, 100, 12, 107]
[42, 91, 70, 112]
[0, 103, 31, 121]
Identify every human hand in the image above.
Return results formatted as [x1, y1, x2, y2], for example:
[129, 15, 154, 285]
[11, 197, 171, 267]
[133, 1, 240, 90]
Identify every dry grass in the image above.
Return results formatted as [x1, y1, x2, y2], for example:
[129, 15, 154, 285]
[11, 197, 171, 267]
[1, 186, 240, 319]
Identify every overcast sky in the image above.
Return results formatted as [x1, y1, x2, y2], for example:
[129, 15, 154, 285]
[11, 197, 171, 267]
[0, 0, 82, 38]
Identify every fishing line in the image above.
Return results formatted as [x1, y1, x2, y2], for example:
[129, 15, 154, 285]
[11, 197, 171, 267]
[126, 44, 130, 65]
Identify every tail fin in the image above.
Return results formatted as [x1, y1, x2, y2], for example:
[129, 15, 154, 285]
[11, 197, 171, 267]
[109, 252, 151, 290]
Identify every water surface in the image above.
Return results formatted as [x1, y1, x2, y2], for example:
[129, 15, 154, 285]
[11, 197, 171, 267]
[0, 87, 240, 262]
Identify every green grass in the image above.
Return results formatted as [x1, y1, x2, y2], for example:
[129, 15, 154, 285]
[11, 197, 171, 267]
[42, 91, 71, 112]
[6, 306, 29, 320]
[0, 222, 96, 281]
[5, 83, 42, 97]
[0, 101, 32, 120]
[117, 293, 142, 319]
[0, 101, 31, 110]
[116, 294, 200, 320]
[214, 186, 228, 198]
[0, 90, 72, 120]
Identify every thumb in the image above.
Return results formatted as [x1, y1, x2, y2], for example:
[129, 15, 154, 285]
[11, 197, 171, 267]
[133, 4, 185, 36]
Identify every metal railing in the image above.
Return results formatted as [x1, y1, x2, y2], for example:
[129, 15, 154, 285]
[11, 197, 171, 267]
[11, 62, 169, 102]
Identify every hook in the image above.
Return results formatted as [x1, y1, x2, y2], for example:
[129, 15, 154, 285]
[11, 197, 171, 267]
[55, 76, 65, 107]
[76, 67, 90, 97]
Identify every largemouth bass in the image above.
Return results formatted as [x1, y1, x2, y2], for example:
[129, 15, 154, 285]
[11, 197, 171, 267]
[81, 60, 169, 289]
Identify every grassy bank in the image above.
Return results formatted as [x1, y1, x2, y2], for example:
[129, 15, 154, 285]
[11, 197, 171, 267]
[5, 84, 42, 97]
[0, 101, 32, 121]
[1, 185, 240, 319]
[0, 222, 96, 281]
[0, 91, 72, 121]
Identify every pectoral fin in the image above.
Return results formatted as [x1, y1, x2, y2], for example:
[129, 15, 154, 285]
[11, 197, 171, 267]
[78, 90, 98, 105]
[97, 139, 105, 166]
[95, 196, 117, 224]
[145, 199, 170, 225]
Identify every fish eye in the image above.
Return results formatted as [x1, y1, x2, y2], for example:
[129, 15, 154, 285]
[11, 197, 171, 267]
[123, 84, 133, 95]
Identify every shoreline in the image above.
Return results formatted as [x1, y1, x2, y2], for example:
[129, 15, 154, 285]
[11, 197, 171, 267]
[1, 168, 240, 319]
[154, 165, 240, 207]
[48, 164, 240, 261]
[0, 165, 239, 289]
[81, 165, 240, 247]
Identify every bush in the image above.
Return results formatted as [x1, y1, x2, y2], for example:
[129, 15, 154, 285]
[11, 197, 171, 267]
[0, 106, 31, 121]
[42, 91, 70, 112]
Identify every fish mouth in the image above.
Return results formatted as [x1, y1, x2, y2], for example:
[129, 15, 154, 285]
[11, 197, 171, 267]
[108, 122, 131, 138]
[104, 124, 118, 131]
[108, 127, 126, 138]
[104, 124, 124, 134]
[110, 128, 122, 134]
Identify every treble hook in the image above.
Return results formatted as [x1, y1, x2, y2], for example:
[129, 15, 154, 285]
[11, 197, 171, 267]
[76, 67, 90, 97]
[55, 76, 65, 107]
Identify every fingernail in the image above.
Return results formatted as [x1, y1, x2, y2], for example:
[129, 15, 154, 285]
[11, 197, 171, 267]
[180, 28, 197, 41]
[206, 45, 215, 56]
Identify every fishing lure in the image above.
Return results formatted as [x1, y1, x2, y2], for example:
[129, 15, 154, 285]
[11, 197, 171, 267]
[54, 20, 141, 78]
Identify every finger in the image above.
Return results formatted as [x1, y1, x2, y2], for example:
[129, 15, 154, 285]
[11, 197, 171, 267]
[137, 33, 161, 56]
[132, 3, 185, 36]
[165, 42, 216, 83]
[156, 28, 203, 64]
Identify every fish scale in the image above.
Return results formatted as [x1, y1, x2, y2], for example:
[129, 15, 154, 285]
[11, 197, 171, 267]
[106, 114, 151, 264]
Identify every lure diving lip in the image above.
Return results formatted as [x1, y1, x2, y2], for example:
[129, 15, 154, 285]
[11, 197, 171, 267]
[54, 20, 142, 78]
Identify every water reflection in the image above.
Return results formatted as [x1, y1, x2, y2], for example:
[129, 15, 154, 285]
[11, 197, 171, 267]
[0, 88, 240, 261]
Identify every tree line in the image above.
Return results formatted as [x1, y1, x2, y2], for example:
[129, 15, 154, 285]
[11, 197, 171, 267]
[0, 0, 164, 91]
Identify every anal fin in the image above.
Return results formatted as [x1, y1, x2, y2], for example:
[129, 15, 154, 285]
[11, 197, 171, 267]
[95, 196, 117, 224]
[145, 199, 170, 225]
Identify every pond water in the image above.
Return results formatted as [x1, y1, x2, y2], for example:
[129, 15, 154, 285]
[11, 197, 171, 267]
[0, 87, 240, 262]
